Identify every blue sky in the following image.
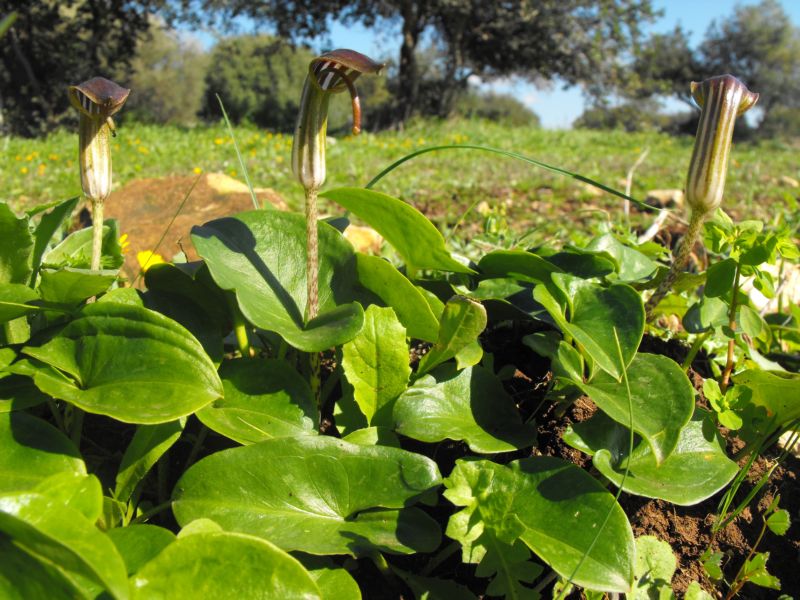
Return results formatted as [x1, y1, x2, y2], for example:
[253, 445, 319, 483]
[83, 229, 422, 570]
[192, 1, 800, 128]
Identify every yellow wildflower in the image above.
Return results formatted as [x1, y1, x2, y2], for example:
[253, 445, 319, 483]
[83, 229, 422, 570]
[20, 166, 28, 174]
[193, 167, 203, 175]
[214, 137, 225, 145]
[137, 250, 166, 272]
[119, 233, 130, 254]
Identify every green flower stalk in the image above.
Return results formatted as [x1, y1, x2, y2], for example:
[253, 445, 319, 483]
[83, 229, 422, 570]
[68, 77, 130, 271]
[645, 75, 757, 319]
[292, 49, 383, 321]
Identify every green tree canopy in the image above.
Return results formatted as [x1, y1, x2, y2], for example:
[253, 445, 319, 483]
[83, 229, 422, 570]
[195, 0, 656, 123]
[0, 0, 165, 135]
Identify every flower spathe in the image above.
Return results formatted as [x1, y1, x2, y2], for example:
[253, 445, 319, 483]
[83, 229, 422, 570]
[69, 76, 129, 272]
[68, 77, 130, 203]
[685, 75, 758, 216]
[291, 49, 383, 323]
[292, 49, 383, 192]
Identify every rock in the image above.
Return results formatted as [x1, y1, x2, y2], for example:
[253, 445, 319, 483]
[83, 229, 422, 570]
[205, 173, 287, 210]
[778, 430, 800, 458]
[645, 189, 684, 209]
[741, 261, 800, 315]
[343, 224, 383, 255]
[106, 173, 287, 283]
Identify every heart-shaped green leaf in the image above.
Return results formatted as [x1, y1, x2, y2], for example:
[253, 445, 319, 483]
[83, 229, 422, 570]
[130, 531, 321, 599]
[192, 211, 364, 352]
[572, 353, 695, 464]
[115, 420, 185, 503]
[173, 436, 442, 556]
[342, 305, 410, 427]
[30, 197, 79, 283]
[584, 234, 658, 282]
[356, 253, 439, 341]
[299, 556, 362, 600]
[0, 536, 82, 599]
[535, 277, 643, 380]
[0, 492, 129, 600]
[39, 267, 118, 305]
[33, 472, 103, 522]
[444, 457, 634, 593]
[197, 358, 317, 444]
[43, 221, 123, 270]
[0, 412, 84, 493]
[478, 250, 560, 283]
[107, 525, 176, 576]
[564, 411, 738, 506]
[732, 370, 800, 432]
[0, 284, 39, 323]
[0, 203, 34, 285]
[394, 365, 536, 454]
[0, 368, 48, 413]
[321, 188, 473, 274]
[633, 536, 677, 599]
[417, 296, 487, 376]
[22, 303, 222, 424]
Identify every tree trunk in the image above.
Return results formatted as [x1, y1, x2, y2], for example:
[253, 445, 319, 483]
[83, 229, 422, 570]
[438, 21, 466, 118]
[396, 1, 422, 125]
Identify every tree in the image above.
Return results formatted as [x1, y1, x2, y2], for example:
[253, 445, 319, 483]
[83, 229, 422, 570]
[700, 0, 800, 121]
[195, 0, 656, 123]
[118, 20, 209, 125]
[628, 25, 702, 106]
[201, 36, 313, 130]
[0, 0, 165, 136]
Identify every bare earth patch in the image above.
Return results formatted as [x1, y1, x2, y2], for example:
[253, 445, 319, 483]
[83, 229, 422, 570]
[104, 173, 286, 283]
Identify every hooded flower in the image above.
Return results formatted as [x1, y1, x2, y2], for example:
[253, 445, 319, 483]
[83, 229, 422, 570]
[685, 75, 758, 215]
[68, 77, 130, 203]
[292, 49, 383, 192]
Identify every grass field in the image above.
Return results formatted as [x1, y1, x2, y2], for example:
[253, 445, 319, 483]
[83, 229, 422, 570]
[4, 118, 798, 244]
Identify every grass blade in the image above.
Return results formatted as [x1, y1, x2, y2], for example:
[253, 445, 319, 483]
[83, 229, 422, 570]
[366, 144, 658, 213]
[215, 93, 259, 210]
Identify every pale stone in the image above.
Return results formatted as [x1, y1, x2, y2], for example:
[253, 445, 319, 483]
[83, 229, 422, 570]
[344, 224, 383, 254]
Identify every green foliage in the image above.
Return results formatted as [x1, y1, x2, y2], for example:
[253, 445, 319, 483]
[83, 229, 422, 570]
[120, 21, 209, 125]
[0, 0, 161, 135]
[574, 99, 667, 132]
[444, 457, 635, 593]
[173, 436, 442, 556]
[1, 75, 797, 598]
[455, 91, 540, 127]
[564, 411, 739, 506]
[203, 36, 312, 130]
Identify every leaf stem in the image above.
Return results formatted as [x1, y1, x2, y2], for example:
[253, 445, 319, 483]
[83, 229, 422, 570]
[130, 501, 173, 525]
[305, 187, 319, 322]
[420, 541, 460, 576]
[47, 399, 65, 432]
[645, 210, 705, 319]
[720, 262, 742, 393]
[227, 295, 253, 358]
[183, 424, 208, 471]
[69, 407, 84, 448]
[90, 200, 103, 272]
[682, 331, 711, 371]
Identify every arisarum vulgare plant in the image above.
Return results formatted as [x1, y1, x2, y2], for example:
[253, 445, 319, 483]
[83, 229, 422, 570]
[68, 76, 130, 271]
[645, 74, 758, 318]
[291, 49, 383, 321]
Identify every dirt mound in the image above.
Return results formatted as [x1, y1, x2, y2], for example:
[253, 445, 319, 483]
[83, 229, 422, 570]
[104, 173, 286, 283]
